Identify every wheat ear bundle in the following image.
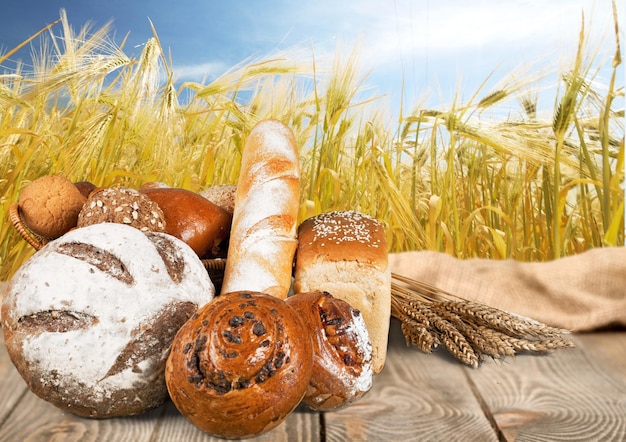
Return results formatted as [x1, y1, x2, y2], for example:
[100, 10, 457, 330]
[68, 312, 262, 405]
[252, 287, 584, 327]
[390, 273, 575, 368]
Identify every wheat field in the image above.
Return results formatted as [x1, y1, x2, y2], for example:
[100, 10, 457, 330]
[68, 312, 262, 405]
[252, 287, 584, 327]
[0, 9, 623, 281]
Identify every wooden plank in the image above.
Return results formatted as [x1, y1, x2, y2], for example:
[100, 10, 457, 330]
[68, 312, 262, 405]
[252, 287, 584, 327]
[0, 336, 319, 442]
[323, 319, 498, 442]
[465, 333, 626, 441]
[0, 325, 28, 425]
[152, 401, 321, 442]
[0, 389, 164, 442]
[575, 332, 626, 384]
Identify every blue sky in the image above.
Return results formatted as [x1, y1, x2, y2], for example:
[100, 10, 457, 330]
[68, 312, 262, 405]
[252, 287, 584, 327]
[0, 0, 622, 112]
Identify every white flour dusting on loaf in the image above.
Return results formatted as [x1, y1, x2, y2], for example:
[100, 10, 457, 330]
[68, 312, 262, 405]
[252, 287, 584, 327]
[221, 119, 300, 299]
[1, 223, 215, 417]
[317, 308, 373, 396]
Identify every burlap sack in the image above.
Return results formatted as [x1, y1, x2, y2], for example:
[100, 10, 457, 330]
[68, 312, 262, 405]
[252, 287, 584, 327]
[389, 247, 626, 331]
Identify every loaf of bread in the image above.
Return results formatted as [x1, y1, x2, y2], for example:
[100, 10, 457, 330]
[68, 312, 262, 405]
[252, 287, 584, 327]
[220, 119, 300, 299]
[166, 291, 313, 439]
[1, 223, 215, 418]
[286, 291, 373, 411]
[141, 187, 232, 258]
[293, 211, 391, 374]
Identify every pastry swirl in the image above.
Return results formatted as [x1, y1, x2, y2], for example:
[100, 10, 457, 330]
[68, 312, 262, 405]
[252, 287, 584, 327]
[287, 291, 373, 411]
[166, 291, 313, 439]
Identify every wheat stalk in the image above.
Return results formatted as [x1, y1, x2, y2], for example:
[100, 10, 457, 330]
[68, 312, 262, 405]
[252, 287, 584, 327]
[390, 273, 575, 367]
[1, 8, 622, 281]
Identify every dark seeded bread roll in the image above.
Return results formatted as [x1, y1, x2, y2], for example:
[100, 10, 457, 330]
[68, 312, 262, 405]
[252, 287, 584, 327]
[77, 186, 166, 233]
[1, 223, 214, 418]
[294, 211, 391, 374]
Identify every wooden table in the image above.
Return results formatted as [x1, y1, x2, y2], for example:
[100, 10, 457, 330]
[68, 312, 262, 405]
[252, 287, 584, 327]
[1, 307, 625, 442]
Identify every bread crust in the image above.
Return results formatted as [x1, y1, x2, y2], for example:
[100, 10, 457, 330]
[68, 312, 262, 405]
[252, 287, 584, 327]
[1, 223, 214, 418]
[294, 211, 391, 374]
[18, 175, 86, 239]
[220, 119, 300, 299]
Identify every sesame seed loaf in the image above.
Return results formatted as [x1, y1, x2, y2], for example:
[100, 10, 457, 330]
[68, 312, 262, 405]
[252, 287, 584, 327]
[293, 211, 391, 374]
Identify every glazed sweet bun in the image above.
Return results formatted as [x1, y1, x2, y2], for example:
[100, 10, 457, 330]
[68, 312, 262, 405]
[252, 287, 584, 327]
[73, 181, 97, 199]
[18, 175, 87, 239]
[141, 187, 232, 258]
[286, 291, 373, 411]
[293, 211, 391, 374]
[1, 223, 215, 418]
[166, 291, 313, 439]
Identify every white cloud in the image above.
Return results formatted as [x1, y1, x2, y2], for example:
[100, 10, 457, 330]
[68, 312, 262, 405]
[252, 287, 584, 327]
[172, 60, 228, 82]
[319, 0, 619, 69]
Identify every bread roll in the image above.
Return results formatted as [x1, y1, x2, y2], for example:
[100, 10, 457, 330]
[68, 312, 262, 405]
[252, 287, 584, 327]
[286, 291, 373, 411]
[200, 184, 236, 214]
[1, 223, 214, 418]
[220, 119, 300, 299]
[77, 186, 166, 233]
[18, 175, 87, 239]
[293, 211, 391, 374]
[166, 291, 313, 439]
[141, 187, 232, 258]
[74, 181, 97, 199]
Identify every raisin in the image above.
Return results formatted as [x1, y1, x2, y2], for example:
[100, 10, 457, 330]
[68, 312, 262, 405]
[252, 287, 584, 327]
[252, 321, 267, 336]
[229, 315, 244, 328]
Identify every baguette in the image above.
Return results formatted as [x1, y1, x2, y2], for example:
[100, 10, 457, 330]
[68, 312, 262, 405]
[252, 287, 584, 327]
[220, 119, 300, 299]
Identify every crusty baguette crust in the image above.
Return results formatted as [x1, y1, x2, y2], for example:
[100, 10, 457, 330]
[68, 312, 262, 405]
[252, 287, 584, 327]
[294, 211, 391, 374]
[220, 119, 300, 299]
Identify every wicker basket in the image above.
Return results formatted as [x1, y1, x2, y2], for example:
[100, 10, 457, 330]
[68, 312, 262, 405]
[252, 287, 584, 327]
[202, 258, 226, 292]
[9, 204, 48, 251]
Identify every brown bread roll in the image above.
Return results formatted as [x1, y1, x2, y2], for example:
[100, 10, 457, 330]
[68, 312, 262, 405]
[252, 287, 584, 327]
[293, 211, 391, 374]
[1, 223, 215, 418]
[220, 119, 300, 299]
[74, 181, 97, 199]
[141, 187, 232, 258]
[166, 291, 313, 439]
[286, 291, 373, 411]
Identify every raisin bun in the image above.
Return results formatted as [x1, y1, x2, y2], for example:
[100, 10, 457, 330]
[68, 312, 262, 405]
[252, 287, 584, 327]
[286, 291, 373, 411]
[166, 291, 313, 439]
[293, 211, 391, 374]
[1, 223, 215, 418]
